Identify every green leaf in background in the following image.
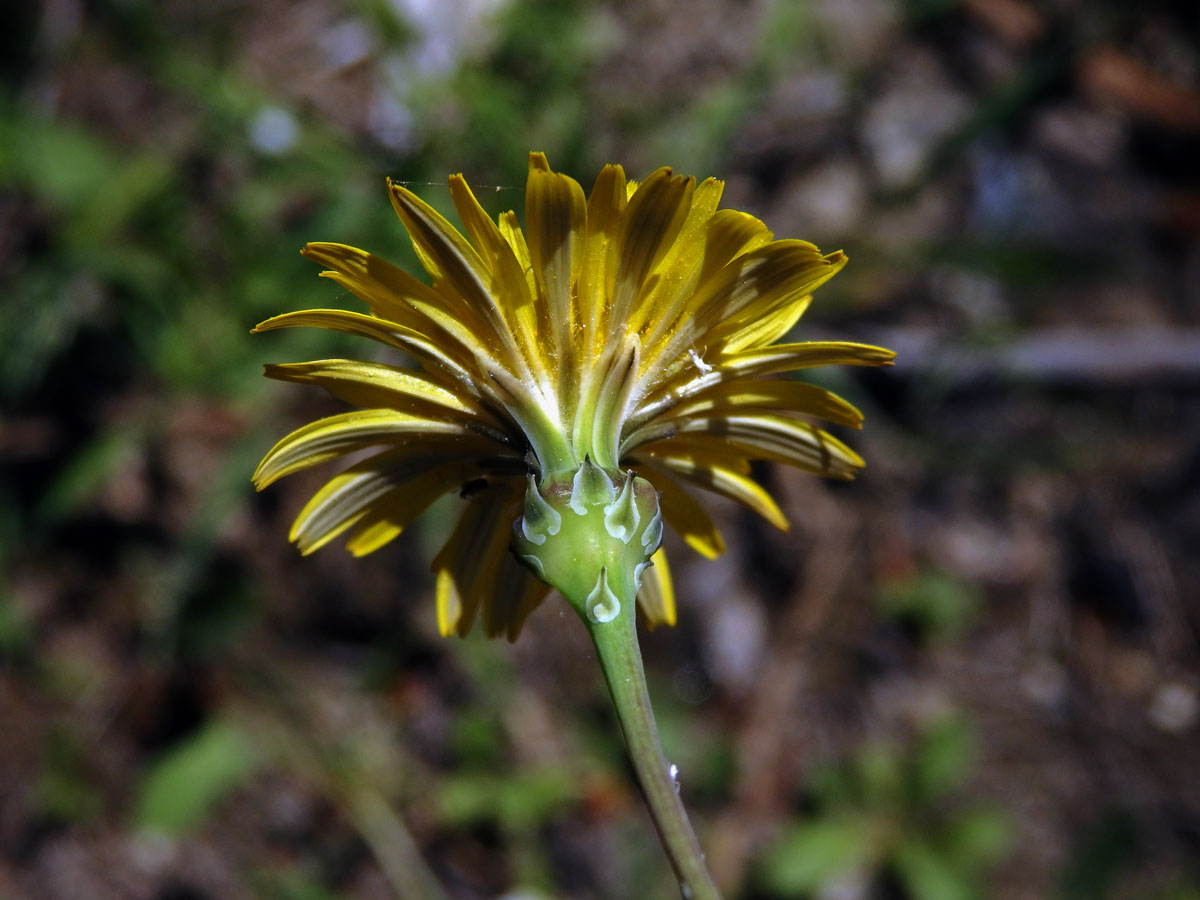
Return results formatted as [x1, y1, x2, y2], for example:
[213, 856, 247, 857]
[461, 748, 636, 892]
[0, 113, 115, 208]
[893, 837, 977, 900]
[877, 568, 982, 643]
[449, 708, 506, 766]
[1056, 811, 1200, 900]
[136, 719, 260, 834]
[0, 593, 34, 661]
[808, 758, 856, 807]
[34, 725, 105, 825]
[857, 742, 905, 809]
[910, 716, 977, 804]
[435, 769, 575, 832]
[249, 865, 353, 900]
[36, 423, 145, 525]
[944, 807, 1012, 872]
[760, 714, 1010, 897]
[760, 817, 878, 895]
[1057, 809, 1140, 900]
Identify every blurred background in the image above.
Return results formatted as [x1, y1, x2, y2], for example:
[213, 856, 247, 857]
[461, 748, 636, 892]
[3, 0, 1199, 898]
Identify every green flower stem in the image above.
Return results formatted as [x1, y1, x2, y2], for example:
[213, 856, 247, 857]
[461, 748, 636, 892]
[586, 601, 724, 900]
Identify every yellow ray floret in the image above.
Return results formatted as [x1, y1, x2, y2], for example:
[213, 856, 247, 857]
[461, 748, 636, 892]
[254, 152, 894, 639]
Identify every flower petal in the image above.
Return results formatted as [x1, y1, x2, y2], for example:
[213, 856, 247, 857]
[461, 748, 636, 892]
[635, 340, 895, 424]
[712, 294, 811, 355]
[610, 168, 694, 330]
[697, 209, 774, 285]
[447, 176, 542, 368]
[290, 451, 471, 554]
[252, 309, 474, 386]
[388, 180, 529, 375]
[639, 207, 774, 368]
[660, 379, 864, 430]
[636, 548, 676, 629]
[433, 486, 521, 637]
[485, 552, 554, 641]
[631, 435, 753, 472]
[448, 176, 528, 290]
[626, 177, 723, 341]
[692, 242, 845, 342]
[649, 412, 865, 480]
[719, 340, 897, 375]
[497, 211, 536, 292]
[633, 461, 725, 559]
[640, 450, 788, 531]
[263, 359, 497, 424]
[525, 155, 587, 370]
[579, 163, 628, 356]
[253, 409, 508, 489]
[301, 242, 484, 339]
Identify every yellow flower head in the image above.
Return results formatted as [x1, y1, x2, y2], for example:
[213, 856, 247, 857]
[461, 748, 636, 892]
[254, 152, 894, 640]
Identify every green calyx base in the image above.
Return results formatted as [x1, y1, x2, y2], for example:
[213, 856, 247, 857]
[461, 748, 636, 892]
[512, 458, 663, 624]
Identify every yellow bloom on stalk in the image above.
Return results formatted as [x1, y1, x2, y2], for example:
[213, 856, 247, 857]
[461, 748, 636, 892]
[253, 152, 894, 640]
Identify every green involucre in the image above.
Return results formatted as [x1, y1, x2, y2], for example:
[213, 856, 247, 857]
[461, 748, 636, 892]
[512, 458, 663, 624]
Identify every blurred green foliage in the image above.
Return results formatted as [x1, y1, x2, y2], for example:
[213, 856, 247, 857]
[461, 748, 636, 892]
[435, 769, 575, 832]
[136, 719, 261, 834]
[35, 724, 106, 826]
[248, 867, 353, 900]
[1058, 810, 1200, 900]
[448, 0, 599, 178]
[758, 715, 1012, 899]
[0, 592, 34, 662]
[876, 567, 983, 643]
[1, 75, 394, 409]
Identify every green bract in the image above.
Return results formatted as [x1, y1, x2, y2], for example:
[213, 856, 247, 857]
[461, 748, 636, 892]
[513, 459, 663, 624]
